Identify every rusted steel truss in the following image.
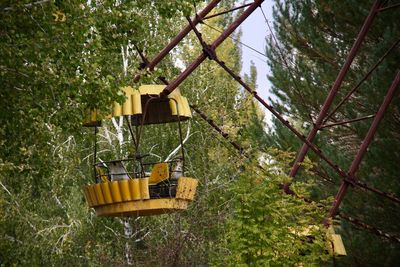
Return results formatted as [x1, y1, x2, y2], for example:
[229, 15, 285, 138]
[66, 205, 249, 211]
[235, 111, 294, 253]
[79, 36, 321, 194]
[288, 0, 384, 179]
[130, 0, 399, 239]
[133, 0, 222, 82]
[187, 16, 400, 212]
[186, 14, 397, 205]
[326, 72, 400, 220]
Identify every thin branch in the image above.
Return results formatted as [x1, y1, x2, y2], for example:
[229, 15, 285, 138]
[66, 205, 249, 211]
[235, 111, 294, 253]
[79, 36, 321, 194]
[164, 122, 191, 161]
[3, 0, 51, 11]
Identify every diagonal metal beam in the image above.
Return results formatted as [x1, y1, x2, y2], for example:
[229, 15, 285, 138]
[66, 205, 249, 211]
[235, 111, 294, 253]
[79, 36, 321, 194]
[190, 105, 266, 172]
[339, 212, 400, 243]
[159, 81, 265, 171]
[183, 15, 400, 212]
[315, 166, 400, 205]
[201, 45, 400, 209]
[320, 115, 375, 129]
[131, 1, 265, 171]
[203, 2, 253, 20]
[323, 37, 400, 124]
[133, 0, 222, 82]
[209, 53, 348, 183]
[190, 105, 244, 154]
[379, 2, 400, 12]
[136, 53, 264, 172]
[352, 179, 400, 204]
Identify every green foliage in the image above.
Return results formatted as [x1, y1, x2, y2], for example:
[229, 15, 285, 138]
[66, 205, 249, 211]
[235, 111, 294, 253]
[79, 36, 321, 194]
[212, 150, 331, 266]
[0, 1, 203, 265]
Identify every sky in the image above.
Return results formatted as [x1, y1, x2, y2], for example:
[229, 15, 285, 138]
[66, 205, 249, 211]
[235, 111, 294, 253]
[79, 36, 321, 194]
[239, 1, 276, 125]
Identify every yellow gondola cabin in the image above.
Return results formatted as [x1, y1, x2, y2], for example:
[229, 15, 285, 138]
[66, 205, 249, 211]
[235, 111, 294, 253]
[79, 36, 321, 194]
[82, 84, 197, 217]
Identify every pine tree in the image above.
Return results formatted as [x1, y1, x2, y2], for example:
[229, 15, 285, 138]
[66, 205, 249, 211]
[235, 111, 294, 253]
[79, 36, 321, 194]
[266, 0, 400, 265]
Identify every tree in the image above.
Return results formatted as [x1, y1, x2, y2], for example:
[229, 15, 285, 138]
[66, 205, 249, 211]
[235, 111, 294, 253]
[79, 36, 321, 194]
[211, 146, 332, 266]
[0, 1, 202, 265]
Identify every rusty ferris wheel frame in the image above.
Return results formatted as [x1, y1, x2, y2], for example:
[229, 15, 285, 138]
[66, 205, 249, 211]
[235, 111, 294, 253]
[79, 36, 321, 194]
[131, 0, 400, 241]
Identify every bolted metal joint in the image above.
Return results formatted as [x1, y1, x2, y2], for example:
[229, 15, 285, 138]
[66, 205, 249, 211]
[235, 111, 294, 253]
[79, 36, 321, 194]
[139, 62, 147, 70]
[195, 13, 204, 24]
[159, 91, 169, 99]
[343, 178, 356, 187]
[203, 45, 217, 60]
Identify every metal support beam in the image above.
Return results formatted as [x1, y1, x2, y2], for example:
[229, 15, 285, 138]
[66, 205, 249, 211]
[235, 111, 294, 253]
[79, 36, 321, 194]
[160, 0, 264, 97]
[315, 167, 400, 205]
[353, 180, 400, 205]
[203, 2, 252, 20]
[190, 105, 266, 171]
[323, 37, 400, 123]
[288, 0, 383, 181]
[208, 50, 400, 209]
[190, 105, 244, 154]
[133, 0, 222, 82]
[320, 115, 375, 129]
[379, 2, 400, 12]
[339, 213, 400, 243]
[326, 71, 400, 221]
[130, 0, 263, 169]
[160, 80, 264, 171]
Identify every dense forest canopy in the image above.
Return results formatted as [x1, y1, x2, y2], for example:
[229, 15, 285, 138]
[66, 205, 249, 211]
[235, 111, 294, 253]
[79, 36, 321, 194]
[0, 0, 399, 266]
